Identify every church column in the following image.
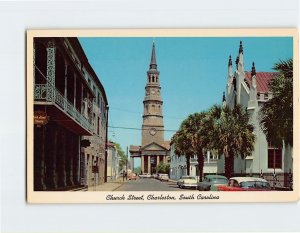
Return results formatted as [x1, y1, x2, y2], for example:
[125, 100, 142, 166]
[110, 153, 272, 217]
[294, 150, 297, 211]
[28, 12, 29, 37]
[163, 155, 166, 164]
[148, 156, 151, 174]
[131, 157, 134, 172]
[141, 156, 144, 174]
[157, 155, 160, 172]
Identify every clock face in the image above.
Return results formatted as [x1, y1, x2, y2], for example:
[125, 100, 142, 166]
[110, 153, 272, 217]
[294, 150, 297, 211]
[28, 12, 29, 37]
[149, 128, 156, 136]
[151, 89, 155, 95]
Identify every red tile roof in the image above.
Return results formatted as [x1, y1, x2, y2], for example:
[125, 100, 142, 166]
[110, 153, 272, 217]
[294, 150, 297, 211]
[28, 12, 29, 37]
[107, 141, 115, 148]
[245, 72, 276, 93]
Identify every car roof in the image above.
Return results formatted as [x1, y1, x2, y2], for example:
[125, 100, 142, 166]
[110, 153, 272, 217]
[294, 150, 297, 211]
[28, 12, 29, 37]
[205, 175, 228, 179]
[230, 177, 268, 183]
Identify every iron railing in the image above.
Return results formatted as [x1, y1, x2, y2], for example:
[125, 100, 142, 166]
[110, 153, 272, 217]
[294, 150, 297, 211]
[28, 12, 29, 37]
[34, 83, 93, 134]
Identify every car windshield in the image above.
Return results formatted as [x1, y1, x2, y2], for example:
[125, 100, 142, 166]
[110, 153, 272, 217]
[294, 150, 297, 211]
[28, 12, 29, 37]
[240, 181, 270, 189]
[211, 178, 228, 183]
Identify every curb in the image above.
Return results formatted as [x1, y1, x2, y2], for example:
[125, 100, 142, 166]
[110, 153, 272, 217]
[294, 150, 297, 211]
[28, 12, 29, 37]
[111, 182, 124, 191]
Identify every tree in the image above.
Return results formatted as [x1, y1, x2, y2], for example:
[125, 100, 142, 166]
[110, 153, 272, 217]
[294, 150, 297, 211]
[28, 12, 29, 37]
[112, 142, 127, 171]
[172, 111, 212, 181]
[182, 112, 210, 182]
[157, 163, 170, 174]
[259, 58, 293, 147]
[171, 124, 194, 176]
[208, 104, 255, 178]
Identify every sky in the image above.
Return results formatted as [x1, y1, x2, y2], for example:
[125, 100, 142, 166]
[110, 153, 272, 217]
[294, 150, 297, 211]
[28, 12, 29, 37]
[79, 37, 293, 166]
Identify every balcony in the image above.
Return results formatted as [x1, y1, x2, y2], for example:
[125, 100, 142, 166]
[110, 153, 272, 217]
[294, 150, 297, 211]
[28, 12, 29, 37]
[34, 84, 93, 135]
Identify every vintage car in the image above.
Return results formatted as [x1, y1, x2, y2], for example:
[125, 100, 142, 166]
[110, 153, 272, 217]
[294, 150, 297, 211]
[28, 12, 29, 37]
[159, 174, 169, 182]
[177, 176, 198, 189]
[128, 173, 137, 180]
[197, 175, 228, 191]
[139, 173, 151, 178]
[217, 177, 271, 191]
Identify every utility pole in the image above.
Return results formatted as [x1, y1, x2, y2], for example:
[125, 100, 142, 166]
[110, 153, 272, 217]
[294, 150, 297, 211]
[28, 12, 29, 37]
[126, 146, 128, 180]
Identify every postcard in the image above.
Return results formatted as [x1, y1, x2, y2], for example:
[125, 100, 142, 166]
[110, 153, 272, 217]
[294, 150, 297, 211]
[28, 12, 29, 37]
[27, 29, 299, 203]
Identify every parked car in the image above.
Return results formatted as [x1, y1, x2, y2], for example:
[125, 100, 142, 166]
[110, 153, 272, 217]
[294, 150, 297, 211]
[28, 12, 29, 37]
[139, 173, 151, 178]
[197, 175, 228, 191]
[153, 173, 159, 179]
[128, 173, 137, 180]
[177, 176, 197, 189]
[217, 177, 271, 191]
[159, 174, 169, 182]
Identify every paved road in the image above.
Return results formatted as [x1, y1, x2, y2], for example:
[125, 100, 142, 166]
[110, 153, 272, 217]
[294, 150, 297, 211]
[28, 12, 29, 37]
[115, 178, 195, 191]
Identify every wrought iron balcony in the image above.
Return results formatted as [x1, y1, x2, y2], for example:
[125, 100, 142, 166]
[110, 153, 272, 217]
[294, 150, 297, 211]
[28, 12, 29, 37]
[34, 83, 93, 135]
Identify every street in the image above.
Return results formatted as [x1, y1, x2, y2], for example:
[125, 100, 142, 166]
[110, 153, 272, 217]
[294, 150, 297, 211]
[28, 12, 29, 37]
[115, 178, 195, 191]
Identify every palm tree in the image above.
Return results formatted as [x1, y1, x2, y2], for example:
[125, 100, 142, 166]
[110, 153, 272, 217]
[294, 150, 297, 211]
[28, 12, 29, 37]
[182, 112, 210, 182]
[172, 111, 212, 182]
[259, 58, 293, 147]
[171, 127, 193, 176]
[208, 104, 255, 178]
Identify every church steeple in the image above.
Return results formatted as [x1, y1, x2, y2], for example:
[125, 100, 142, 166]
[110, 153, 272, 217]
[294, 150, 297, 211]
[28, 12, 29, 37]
[142, 42, 164, 147]
[149, 42, 157, 70]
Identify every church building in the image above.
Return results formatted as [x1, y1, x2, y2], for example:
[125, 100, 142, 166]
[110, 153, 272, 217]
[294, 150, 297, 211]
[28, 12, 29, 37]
[130, 42, 170, 174]
[218, 41, 293, 188]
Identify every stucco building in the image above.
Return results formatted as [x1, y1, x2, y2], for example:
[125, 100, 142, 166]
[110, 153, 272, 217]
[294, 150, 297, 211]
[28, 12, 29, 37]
[107, 141, 120, 181]
[33, 37, 108, 190]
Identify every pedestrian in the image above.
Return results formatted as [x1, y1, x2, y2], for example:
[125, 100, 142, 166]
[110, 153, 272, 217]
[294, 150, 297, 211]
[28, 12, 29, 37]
[125, 172, 128, 180]
[122, 171, 125, 182]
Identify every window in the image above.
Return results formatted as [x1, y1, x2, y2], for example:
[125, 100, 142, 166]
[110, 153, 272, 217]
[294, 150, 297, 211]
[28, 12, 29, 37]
[97, 117, 100, 135]
[264, 93, 268, 100]
[268, 148, 282, 169]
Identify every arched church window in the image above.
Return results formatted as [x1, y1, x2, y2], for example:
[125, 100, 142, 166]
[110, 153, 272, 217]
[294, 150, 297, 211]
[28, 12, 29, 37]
[152, 76, 155, 82]
[156, 77, 158, 82]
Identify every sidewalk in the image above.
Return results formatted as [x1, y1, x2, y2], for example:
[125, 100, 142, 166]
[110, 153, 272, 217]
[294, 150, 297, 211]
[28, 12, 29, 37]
[87, 177, 126, 191]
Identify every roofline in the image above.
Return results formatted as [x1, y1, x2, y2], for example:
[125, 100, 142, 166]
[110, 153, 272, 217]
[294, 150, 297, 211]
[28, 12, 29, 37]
[69, 37, 108, 106]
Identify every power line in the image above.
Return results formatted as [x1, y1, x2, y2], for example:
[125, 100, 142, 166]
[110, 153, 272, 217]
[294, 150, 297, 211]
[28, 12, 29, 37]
[109, 107, 185, 120]
[108, 125, 177, 132]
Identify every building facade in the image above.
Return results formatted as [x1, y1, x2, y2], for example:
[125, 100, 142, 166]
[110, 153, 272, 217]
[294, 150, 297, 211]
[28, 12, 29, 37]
[218, 41, 293, 187]
[130, 42, 170, 174]
[33, 37, 108, 190]
[170, 144, 218, 180]
[107, 141, 120, 181]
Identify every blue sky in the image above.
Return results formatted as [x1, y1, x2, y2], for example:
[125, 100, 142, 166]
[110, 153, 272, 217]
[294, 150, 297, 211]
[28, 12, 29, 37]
[79, 37, 292, 165]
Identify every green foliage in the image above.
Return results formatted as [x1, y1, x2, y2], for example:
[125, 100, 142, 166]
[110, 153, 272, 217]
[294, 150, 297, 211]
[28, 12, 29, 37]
[259, 58, 293, 147]
[157, 163, 170, 174]
[111, 142, 127, 170]
[208, 104, 255, 178]
[134, 166, 141, 174]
